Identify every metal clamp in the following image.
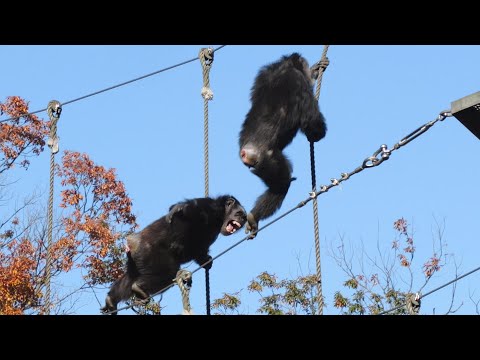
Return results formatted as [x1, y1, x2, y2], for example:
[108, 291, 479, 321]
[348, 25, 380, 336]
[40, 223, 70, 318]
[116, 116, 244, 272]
[362, 144, 390, 168]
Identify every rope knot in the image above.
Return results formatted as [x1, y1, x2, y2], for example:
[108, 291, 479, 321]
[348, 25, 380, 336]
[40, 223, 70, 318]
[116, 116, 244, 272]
[199, 47, 215, 101]
[406, 292, 421, 315]
[201, 87, 214, 101]
[310, 57, 330, 80]
[176, 269, 193, 315]
[47, 100, 62, 154]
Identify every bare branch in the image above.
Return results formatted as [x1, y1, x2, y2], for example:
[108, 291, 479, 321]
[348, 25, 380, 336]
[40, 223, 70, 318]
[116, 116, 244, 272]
[445, 257, 462, 315]
[468, 290, 480, 315]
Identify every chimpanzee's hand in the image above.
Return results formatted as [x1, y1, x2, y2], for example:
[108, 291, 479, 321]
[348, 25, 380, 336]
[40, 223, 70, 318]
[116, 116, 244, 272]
[197, 255, 213, 270]
[305, 123, 326, 143]
[245, 212, 258, 239]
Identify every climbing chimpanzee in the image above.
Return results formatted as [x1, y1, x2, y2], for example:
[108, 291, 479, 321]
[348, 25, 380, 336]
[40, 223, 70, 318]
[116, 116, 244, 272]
[239, 53, 327, 238]
[101, 195, 247, 314]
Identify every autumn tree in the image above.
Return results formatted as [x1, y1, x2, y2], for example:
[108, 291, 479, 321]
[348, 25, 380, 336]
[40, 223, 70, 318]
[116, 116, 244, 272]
[212, 218, 460, 315]
[1, 96, 49, 314]
[0, 96, 138, 314]
[55, 150, 137, 286]
[331, 217, 460, 315]
[0, 96, 49, 174]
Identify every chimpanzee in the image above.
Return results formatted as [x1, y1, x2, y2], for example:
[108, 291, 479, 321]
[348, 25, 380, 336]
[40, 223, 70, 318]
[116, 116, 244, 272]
[101, 195, 247, 314]
[239, 53, 327, 238]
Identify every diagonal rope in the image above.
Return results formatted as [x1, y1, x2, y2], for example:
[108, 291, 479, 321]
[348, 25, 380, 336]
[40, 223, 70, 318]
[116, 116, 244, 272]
[310, 45, 330, 315]
[199, 47, 215, 315]
[0, 45, 227, 124]
[44, 100, 62, 315]
[379, 263, 480, 315]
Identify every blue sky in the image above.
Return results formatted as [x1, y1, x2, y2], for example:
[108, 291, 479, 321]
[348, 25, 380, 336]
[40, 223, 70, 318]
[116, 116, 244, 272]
[2, 45, 480, 315]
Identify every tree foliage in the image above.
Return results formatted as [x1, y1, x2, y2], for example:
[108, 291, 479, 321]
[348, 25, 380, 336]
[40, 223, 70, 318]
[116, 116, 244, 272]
[212, 272, 320, 315]
[331, 217, 453, 315]
[213, 218, 459, 315]
[0, 96, 137, 314]
[56, 150, 137, 286]
[0, 96, 49, 174]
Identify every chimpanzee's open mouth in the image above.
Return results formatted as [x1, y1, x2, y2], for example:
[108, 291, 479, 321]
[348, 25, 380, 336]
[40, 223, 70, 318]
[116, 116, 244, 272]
[225, 220, 243, 234]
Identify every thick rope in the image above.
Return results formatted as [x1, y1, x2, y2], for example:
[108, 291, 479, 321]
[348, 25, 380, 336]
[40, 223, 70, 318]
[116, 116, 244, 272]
[405, 293, 421, 315]
[310, 45, 329, 315]
[205, 267, 211, 314]
[313, 46, 330, 100]
[309, 142, 323, 314]
[199, 47, 214, 197]
[45, 100, 62, 315]
[199, 47, 215, 315]
[176, 269, 193, 315]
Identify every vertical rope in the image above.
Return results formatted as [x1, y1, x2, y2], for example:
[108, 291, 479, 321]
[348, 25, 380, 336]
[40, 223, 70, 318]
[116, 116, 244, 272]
[310, 45, 329, 315]
[314, 45, 330, 100]
[199, 47, 214, 198]
[199, 47, 215, 315]
[44, 100, 62, 315]
[205, 267, 211, 314]
[309, 143, 323, 315]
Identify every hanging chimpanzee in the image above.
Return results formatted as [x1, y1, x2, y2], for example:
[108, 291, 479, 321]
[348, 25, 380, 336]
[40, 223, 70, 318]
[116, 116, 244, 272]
[239, 53, 327, 238]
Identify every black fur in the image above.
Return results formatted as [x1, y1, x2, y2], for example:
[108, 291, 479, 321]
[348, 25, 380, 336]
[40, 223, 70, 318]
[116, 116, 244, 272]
[101, 195, 247, 314]
[239, 53, 327, 237]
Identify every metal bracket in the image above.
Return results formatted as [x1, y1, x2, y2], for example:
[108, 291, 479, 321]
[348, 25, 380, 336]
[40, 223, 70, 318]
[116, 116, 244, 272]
[452, 91, 480, 140]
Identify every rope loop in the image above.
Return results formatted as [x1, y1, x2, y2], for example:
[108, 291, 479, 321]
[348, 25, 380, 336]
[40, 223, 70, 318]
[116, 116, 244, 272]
[310, 57, 330, 81]
[199, 47, 214, 66]
[406, 293, 421, 315]
[176, 269, 193, 315]
[47, 100, 62, 154]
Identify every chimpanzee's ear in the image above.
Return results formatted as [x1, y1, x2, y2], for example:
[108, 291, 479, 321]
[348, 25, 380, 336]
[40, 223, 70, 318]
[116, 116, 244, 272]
[225, 197, 236, 208]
